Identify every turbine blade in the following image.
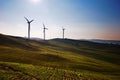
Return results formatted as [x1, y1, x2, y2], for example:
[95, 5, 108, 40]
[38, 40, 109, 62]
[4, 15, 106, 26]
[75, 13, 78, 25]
[30, 20, 34, 23]
[43, 23, 45, 28]
[24, 17, 29, 22]
[45, 28, 48, 30]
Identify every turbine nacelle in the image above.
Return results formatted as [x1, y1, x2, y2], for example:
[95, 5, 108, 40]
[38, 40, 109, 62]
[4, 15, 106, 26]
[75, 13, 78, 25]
[43, 27, 48, 30]
[62, 27, 65, 31]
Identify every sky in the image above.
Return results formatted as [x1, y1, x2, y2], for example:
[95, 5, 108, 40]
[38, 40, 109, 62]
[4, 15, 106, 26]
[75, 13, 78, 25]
[0, 0, 120, 40]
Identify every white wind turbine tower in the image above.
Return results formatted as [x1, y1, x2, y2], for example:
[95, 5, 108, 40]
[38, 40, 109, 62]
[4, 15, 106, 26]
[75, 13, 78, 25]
[24, 17, 34, 40]
[62, 27, 65, 39]
[43, 23, 48, 40]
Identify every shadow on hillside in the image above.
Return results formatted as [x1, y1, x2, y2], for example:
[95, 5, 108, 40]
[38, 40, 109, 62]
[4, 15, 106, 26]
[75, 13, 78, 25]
[35, 54, 71, 62]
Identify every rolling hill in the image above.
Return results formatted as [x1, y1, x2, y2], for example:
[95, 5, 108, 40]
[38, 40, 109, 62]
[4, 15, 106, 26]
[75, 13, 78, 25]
[0, 34, 120, 80]
[88, 39, 120, 45]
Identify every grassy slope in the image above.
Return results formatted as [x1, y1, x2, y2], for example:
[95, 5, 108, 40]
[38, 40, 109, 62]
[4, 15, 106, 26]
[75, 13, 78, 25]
[0, 34, 120, 80]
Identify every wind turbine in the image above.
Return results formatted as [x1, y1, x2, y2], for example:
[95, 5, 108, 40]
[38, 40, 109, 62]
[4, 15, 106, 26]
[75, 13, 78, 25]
[24, 17, 34, 40]
[62, 27, 65, 39]
[43, 23, 48, 40]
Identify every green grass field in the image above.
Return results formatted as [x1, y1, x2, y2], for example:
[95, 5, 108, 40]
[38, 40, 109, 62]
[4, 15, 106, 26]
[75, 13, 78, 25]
[0, 34, 120, 80]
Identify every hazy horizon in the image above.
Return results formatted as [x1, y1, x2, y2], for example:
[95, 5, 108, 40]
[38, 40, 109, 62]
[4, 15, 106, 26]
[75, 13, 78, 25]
[0, 0, 120, 40]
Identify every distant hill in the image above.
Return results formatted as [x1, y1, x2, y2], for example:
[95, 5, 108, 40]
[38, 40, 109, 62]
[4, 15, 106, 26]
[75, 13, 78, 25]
[0, 34, 120, 80]
[49, 38, 120, 50]
[88, 39, 120, 45]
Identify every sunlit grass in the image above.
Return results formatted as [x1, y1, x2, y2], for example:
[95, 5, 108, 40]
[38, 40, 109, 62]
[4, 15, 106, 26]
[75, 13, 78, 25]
[0, 61, 117, 80]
